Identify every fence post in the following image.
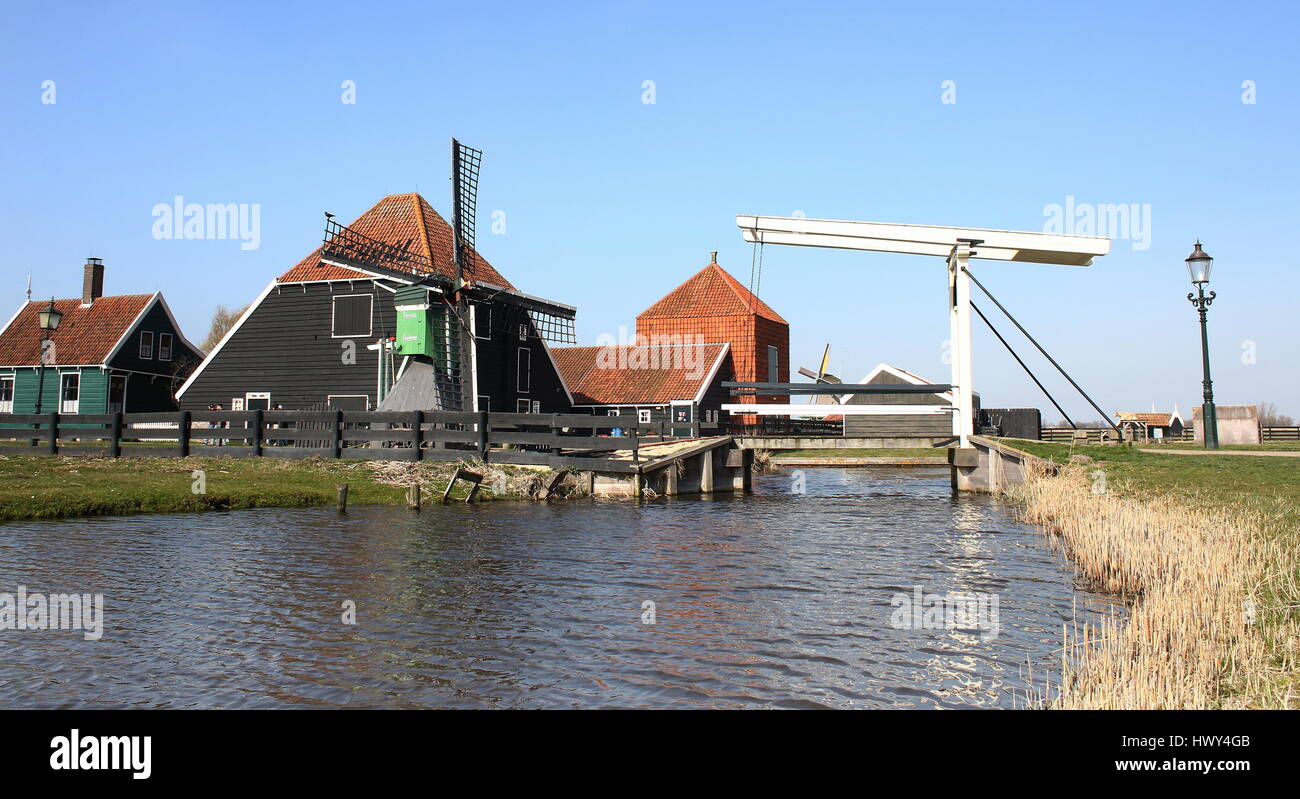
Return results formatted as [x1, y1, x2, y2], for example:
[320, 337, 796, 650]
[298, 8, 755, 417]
[332, 410, 343, 458]
[478, 410, 490, 464]
[549, 413, 561, 455]
[252, 409, 263, 456]
[412, 410, 424, 461]
[48, 411, 59, 455]
[631, 424, 639, 464]
[178, 410, 191, 457]
[110, 412, 122, 458]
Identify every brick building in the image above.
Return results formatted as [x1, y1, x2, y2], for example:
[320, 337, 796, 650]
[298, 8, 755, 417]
[635, 254, 789, 424]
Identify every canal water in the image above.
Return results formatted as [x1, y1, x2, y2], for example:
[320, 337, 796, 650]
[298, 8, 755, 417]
[0, 467, 1113, 709]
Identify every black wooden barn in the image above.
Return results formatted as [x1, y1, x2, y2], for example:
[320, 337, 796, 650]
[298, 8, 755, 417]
[176, 193, 575, 414]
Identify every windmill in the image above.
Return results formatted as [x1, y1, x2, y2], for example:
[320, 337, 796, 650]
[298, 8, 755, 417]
[319, 138, 577, 414]
[796, 344, 844, 413]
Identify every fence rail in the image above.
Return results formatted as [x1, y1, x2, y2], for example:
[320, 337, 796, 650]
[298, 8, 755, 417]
[0, 410, 718, 468]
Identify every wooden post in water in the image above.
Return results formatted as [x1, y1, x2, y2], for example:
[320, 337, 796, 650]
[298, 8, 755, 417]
[336, 483, 349, 512]
[405, 484, 421, 510]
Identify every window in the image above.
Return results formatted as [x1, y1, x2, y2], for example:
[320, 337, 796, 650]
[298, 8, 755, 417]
[473, 305, 492, 340]
[768, 345, 779, 384]
[532, 400, 541, 414]
[518, 323, 529, 341]
[606, 408, 620, 416]
[108, 374, 126, 414]
[332, 295, 373, 338]
[476, 395, 490, 412]
[638, 409, 652, 424]
[244, 392, 271, 411]
[327, 395, 368, 411]
[139, 331, 154, 359]
[517, 348, 531, 392]
[0, 376, 13, 413]
[158, 333, 173, 361]
[60, 373, 80, 413]
[517, 399, 532, 413]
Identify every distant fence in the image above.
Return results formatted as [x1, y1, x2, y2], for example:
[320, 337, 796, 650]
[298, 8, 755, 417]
[1042, 426, 1296, 443]
[0, 410, 719, 472]
[727, 418, 843, 437]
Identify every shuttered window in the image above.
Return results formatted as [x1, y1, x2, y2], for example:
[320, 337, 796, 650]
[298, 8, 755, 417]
[332, 295, 373, 337]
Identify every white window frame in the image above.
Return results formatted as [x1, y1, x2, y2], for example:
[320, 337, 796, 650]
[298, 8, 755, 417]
[331, 294, 373, 339]
[517, 398, 532, 413]
[158, 332, 173, 361]
[244, 391, 271, 410]
[107, 373, 127, 414]
[0, 375, 13, 413]
[606, 408, 621, 416]
[638, 409, 652, 424]
[476, 394, 490, 412]
[230, 398, 245, 411]
[532, 400, 541, 414]
[60, 372, 80, 414]
[139, 331, 154, 359]
[517, 347, 531, 393]
[518, 323, 529, 341]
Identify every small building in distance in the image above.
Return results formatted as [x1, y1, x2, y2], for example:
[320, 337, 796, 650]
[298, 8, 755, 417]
[1193, 404, 1261, 445]
[0, 258, 201, 415]
[839, 363, 972, 444]
[1115, 410, 1185, 441]
[552, 342, 732, 433]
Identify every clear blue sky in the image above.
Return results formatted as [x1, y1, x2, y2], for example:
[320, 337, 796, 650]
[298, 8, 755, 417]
[3, 1, 1297, 421]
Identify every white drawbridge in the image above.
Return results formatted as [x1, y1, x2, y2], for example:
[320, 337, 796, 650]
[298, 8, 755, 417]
[727, 216, 1110, 448]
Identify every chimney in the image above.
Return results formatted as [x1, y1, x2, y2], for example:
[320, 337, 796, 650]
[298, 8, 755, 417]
[709, 251, 718, 264]
[82, 257, 104, 306]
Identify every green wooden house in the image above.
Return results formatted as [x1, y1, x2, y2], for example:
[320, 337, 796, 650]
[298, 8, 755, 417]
[0, 259, 201, 416]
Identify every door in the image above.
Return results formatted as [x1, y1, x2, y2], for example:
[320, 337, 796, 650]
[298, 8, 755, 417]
[245, 392, 270, 411]
[60, 373, 80, 414]
[107, 374, 127, 414]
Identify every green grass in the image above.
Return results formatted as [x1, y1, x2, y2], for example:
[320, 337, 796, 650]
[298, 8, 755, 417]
[995, 439, 1300, 536]
[771, 447, 945, 459]
[1160, 442, 1300, 452]
[0, 454, 532, 522]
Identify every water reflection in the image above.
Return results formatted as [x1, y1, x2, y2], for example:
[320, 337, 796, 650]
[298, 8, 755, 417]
[0, 467, 1112, 708]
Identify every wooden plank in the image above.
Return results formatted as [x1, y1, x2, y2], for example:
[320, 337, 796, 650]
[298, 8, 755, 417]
[340, 449, 418, 462]
[339, 428, 418, 443]
[120, 447, 186, 458]
[263, 447, 335, 460]
[189, 445, 254, 458]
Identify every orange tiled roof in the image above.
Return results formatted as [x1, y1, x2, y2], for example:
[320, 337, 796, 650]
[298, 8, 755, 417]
[278, 193, 515, 289]
[0, 294, 154, 366]
[637, 262, 787, 325]
[552, 343, 727, 405]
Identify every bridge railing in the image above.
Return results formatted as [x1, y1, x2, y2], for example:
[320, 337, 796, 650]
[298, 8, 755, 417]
[0, 410, 719, 470]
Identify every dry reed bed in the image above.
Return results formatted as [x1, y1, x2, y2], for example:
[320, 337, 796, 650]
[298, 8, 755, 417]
[1007, 461, 1298, 709]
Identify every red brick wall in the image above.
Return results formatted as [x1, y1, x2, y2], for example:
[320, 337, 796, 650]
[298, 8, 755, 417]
[636, 313, 790, 423]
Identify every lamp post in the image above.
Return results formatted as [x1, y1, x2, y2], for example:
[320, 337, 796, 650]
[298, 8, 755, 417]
[33, 297, 63, 415]
[1185, 241, 1218, 450]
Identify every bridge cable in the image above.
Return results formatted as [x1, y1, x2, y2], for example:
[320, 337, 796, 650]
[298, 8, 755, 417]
[963, 266, 1121, 434]
[971, 301, 1077, 429]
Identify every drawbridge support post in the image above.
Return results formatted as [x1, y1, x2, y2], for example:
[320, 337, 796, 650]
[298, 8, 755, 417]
[948, 242, 975, 450]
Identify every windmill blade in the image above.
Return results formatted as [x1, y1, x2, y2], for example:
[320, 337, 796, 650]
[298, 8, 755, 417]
[451, 138, 483, 284]
[817, 343, 831, 381]
[797, 366, 820, 380]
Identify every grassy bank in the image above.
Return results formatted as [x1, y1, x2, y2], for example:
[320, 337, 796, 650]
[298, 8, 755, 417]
[0, 454, 562, 522]
[995, 440, 1299, 708]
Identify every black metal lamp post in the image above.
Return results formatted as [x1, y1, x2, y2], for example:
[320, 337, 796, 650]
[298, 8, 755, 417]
[1185, 241, 1218, 449]
[33, 297, 63, 415]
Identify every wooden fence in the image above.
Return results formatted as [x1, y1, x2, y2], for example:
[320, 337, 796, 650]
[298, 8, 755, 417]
[1041, 426, 1297, 443]
[0, 410, 719, 473]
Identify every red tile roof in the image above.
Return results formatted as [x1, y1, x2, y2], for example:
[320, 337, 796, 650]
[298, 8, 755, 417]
[552, 343, 728, 405]
[637, 261, 787, 325]
[278, 193, 515, 289]
[1116, 412, 1180, 426]
[0, 294, 154, 366]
